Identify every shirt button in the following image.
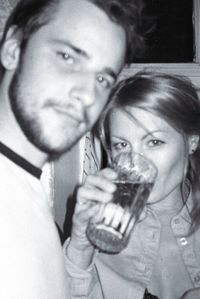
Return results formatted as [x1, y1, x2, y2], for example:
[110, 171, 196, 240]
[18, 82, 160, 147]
[144, 266, 151, 276]
[152, 231, 158, 241]
[137, 262, 146, 271]
[194, 274, 200, 283]
[174, 218, 180, 224]
[180, 237, 188, 246]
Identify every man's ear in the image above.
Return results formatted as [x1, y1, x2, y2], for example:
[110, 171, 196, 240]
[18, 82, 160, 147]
[0, 26, 21, 70]
[188, 135, 199, 154]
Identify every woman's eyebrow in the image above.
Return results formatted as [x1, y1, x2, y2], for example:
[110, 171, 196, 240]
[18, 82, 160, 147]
[142, 130, 168, 140]
[110, 135, 127, 140]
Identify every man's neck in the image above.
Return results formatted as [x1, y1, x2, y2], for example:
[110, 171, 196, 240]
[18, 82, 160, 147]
[0, 111, 47, 169]
[0, 73, 48, 168]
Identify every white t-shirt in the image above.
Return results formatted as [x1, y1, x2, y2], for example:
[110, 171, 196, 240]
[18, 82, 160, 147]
[0, 153, 69, 299]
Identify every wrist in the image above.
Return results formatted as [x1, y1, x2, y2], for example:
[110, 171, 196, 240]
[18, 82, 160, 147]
[66, 238, 95, 270]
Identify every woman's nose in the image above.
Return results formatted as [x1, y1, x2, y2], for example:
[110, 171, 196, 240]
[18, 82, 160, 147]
[131, 143, 143, 155]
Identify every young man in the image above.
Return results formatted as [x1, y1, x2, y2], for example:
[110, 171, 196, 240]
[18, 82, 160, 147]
[0, 0, 143, 298]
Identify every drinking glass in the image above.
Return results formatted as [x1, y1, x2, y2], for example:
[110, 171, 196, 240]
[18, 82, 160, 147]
[86, 151, 157, 253]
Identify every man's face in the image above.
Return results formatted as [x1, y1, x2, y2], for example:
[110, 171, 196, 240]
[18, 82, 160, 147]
[9, 0, 126, 156]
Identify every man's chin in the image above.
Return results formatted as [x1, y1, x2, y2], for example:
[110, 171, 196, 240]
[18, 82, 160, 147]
[40, 135, 84, 161]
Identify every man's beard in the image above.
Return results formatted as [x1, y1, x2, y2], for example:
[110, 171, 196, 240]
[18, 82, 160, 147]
[8, 65, 84, 160]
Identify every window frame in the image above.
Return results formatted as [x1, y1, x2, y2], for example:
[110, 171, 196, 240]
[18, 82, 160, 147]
[120, 0, 200, 86]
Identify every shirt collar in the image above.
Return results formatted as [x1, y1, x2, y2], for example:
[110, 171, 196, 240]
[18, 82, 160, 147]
[0, 142, 42, 179]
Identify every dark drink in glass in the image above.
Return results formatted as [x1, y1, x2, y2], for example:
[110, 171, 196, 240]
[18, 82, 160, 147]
[86, 152, 157, 253]
[87, 181, 153, 253]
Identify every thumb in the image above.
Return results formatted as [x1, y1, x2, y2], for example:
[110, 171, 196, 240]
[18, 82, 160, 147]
[138, 207, 147, 222]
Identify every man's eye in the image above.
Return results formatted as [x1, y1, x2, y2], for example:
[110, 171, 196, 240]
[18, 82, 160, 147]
[148, 139, 164, 147]
[96, 75, 111, 89]
[58, 52, 75, 65]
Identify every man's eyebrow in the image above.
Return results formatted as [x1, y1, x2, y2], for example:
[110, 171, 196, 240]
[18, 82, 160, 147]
[52, 39, 118, 80]
[69, 43, 90, 59]
[103, 67, 117, 81]
[52, 39, 90, 58]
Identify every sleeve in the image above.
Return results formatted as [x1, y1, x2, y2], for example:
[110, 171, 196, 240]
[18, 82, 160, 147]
[63, 239, 104, 299]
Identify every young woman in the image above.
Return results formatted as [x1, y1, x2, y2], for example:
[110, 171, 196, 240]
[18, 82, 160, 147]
[65, 71, 200, 299]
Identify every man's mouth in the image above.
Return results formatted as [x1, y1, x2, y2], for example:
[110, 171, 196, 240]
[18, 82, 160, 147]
[52, 105, 86, 124]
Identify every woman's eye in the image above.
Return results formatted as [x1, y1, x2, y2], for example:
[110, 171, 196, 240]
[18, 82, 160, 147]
[148, 139, 164, 147]
[96, 75, 111, 89]
[111, 142, 128, 150]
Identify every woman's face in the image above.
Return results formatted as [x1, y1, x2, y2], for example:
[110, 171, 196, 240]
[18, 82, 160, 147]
[108, 107, 189, 207]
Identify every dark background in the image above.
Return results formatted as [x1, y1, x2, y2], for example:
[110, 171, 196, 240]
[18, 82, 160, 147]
[133, 0, 194, 63]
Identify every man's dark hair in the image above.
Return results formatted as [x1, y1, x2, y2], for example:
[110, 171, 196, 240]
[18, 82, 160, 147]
[88, 0, 144, 62]
[1, 0, 144, 63]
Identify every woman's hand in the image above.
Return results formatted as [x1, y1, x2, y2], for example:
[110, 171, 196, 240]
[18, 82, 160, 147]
[66, 168, 117, 269]
[180, 288, 200, 299]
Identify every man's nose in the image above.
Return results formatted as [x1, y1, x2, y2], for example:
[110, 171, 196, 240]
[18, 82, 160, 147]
[69, 72, 96, 107]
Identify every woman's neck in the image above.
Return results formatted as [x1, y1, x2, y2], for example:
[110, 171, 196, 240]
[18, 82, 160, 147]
[150, 185, 185, 217]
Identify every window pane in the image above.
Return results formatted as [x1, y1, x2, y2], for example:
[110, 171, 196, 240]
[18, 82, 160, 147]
[133, 0, 194, 63]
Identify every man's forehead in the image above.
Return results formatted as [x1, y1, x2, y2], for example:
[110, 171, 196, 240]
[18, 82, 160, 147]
[47, 0, 126, 71]
[57, 0, 120, 29]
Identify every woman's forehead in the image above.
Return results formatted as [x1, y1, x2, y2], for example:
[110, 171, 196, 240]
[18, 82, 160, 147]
[108, 107, 171, 131]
